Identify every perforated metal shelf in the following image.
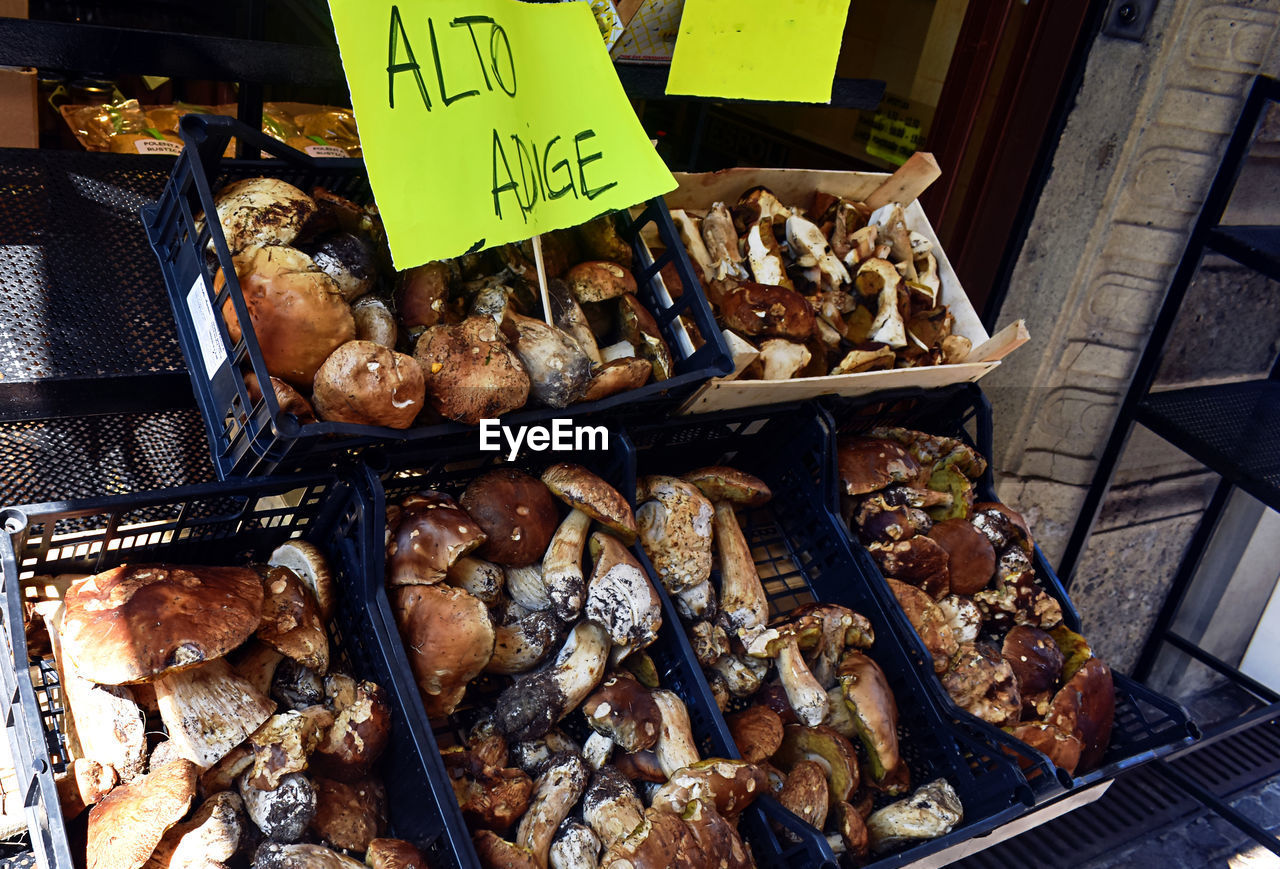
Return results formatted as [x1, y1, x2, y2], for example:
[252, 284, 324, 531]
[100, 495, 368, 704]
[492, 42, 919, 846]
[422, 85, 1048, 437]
[1135, 380, 1280, 512]
[0, 150, 193, 421]
[0, 408, 215, 506]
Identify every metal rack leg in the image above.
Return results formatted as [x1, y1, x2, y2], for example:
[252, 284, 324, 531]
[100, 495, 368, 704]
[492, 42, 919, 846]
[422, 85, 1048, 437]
[1133, 477, 1236, 681]
[1152, 761, 1280, 857]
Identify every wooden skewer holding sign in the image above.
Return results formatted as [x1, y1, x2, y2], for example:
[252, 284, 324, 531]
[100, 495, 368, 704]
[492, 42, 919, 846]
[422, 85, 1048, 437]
[530, 233, 554, 325]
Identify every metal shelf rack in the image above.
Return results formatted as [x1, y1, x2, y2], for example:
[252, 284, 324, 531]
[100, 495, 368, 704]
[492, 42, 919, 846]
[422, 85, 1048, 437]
[1057, 73, 1280, 859]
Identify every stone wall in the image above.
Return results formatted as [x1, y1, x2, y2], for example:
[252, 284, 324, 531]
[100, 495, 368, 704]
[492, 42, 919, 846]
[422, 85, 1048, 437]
[985, 0, 1280, 673]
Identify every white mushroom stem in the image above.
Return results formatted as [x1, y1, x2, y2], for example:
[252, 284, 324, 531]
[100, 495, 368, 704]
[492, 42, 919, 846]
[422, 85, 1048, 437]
[155, 659, 276, 769]
[776, 637, 828, 727]
[447, 557, 506, 606]
[786, 214, 850, 289]
[581, 732, 614, 771]
[863, 260, 907, 349]
[702, 203, 748, 281]
[550, 820, 602, 869]
[671, 209, 716, 283]
[495, 621, 610, 741]
[543, 509, 592, 622]
[746, 221, 788, 287]
[650, 690, 700, 778]
[487, 611, 562, 675]
[517, 754, 590, 869]
[507, 564, 555, 613]
[711, 502, 769, 650]
[583, 770, 645, 851]
[758, 339, 812, 381]
[599, 340, 637, 364]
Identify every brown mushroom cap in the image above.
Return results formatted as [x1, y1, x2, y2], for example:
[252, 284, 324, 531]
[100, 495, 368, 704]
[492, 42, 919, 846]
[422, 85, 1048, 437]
[462, 469, 558, 566]
[886, 578, 958, 674]
[838, 439, 922, 495]
[773, 725, 860, 807]
[62, 565, 264, 685]
[1008, 722, 1083, 776]
[213, 177, 316, 252]
[414, 316, 530, 425]
[443, 747, 534, 830]
[928, 518, 996, 595]
[311, 776, 387, 852]
[541, 463, 637, 543]
[312, 340, 425, 429]
[649, 759, 768, 819]
[682, 466, 773, 507]
[618, 293, 674, 381]
[583, 674, 661, 753]
[778, 760, 829, 831]
[681, 799, 753, 869]
[582, 357, 652, 402]
[388, 491, 487, 585]
[942, 642, 1022, 727]
[1002, 625, 1065, 718]
[312, 674, 393, 781]
[868, 537, 950, 598]
[245, 374, 316, 424]
[365, 838, 429, 869]
[720, 283, 816, 340]
[974, 501, 1034, 548]
[393, 584, 496, 718]
[395, 261, 453, 330]
[473, 831, 540, 869]
[221, 243, 356, 389]
[86, 759, 199, 869]
[566, 260, 637, 303]
[1048, 657, 1114, 773]
[829, 800, 870, 859]
[256, 566, 330, 674]
[615, 749, 667, 783]
[726, 705, 784, 764]
[267, 540, 336, 623]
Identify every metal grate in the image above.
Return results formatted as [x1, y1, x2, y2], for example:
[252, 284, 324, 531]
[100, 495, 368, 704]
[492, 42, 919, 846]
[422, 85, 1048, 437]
[0, 151, 184, 383]
[957, 719, 1280, 868]
[1137, 380, 1280, 512]
[0, 409, 215, 506]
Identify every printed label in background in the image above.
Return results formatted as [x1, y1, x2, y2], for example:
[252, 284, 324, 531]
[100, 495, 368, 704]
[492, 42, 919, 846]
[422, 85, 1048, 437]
[863, 95, 925, 167]
[134, 138, 183, 155]
[304, 144, 350, 158]
[186, 274, 228, 379]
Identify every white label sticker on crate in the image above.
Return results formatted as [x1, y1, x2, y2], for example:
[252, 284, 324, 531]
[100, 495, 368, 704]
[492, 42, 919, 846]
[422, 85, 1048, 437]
[304, 144, 349, 159]
[186, 274, 228, 378]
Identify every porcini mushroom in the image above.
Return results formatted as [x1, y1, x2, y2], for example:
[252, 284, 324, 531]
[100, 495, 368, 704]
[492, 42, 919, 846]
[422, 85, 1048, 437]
[494, 621, 610, 741]
[719, 284, 815, 341]
[239, 770, 316, 843]
[447, 556, 506, 606]
[618, 294, 674, 382]
[504, 311, 593, 409]
[635, 476, 714, 614]
[726, 705, 784, 764]
[245, 707, 334, 790]
[487, 609, 564, 675]
[778, 760, 829, 834]
[773, 725, 861, 807]
[756, 619, 828, 727]
[856, 259, 906, 349]
[566, 261, 638, 303]
[942, 642, 1022, 727]
[582, 767, 645, 851]
[1002, 625, 1065, 718]
[868, 537, 951, 599]
[351, 295, 398, 349]
[221, 243, 356, 388]
[585, 533, 662, 663]
[86, 758, 199, 869]
[866, 779, 963, 854]
[311, 776, 387, 852]
[213, 178, 316, 252]
[443, 746, 534, 830]
[310, 232, 376, 302]
[519, 754, 591, 868]
[582, 358, 652, 402]
[463, 469, 559, 567]
[393, 584, 495, 717]
[253, 843, 364, 868]
[312, 340, 425, 428]
[549, 819, 601, 869]
[702, 202, 748, 281]
[583, 674, 662, 753]
[834, 651, 906, 793]
[745, 219, 792, 289]
[886, 579, 958, 674]
[649, 759, 767, 819]
[256, 565, 329, 674]
[145, 790, 242, 868]
[838, 439, 922, 496]
[758, 339, 812, 381]
[928, 519, 996, 595]
[541, 463, 638, 623]
[268, 541, 337, 622]
[155, 658, 276, 769]
[366, 839, 429, 869]
[388, 491, 487, 586]
[61, 564, 264, 685]
[414, 316, 530, 425]
[786, 214, 850, 290]
[312, 674, 392, 780]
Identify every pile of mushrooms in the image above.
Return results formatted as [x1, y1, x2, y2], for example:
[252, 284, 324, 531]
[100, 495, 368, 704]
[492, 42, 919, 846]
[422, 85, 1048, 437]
[210, 177, 674, 429]
[385, 463, 764, 869]
[634, 465, 964, 858]
[670, 187, 968, 381]
[838, 429, 1116, 775]
[40, 542, 426, 868]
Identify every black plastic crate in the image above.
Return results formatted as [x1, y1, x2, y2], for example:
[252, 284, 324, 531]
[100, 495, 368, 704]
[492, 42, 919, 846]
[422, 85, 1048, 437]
[141, 114, 732, 479]
[357, 430, 837, 869]
[820, 383, 1200, 798]
[629, 403, 1038, 867]
[0, 471, 473, 869]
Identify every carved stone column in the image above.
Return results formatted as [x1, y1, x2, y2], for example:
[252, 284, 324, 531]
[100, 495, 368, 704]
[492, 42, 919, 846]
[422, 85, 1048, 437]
[984, 0, 1280, 669]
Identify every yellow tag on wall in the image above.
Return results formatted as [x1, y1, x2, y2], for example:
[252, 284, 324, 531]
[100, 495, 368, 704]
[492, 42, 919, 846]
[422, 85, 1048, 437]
[665, 0, 852, 103]
[328, 0, 676, 269]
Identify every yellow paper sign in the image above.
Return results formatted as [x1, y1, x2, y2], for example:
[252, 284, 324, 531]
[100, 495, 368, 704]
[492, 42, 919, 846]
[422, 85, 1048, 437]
[665, 0, 852, 103]
[328, 0, 676, 269]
